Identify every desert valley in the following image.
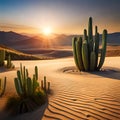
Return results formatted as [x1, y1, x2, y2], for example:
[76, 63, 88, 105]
[0, 0, 120, 120]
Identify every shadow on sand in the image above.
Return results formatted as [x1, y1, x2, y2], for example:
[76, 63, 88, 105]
[62, 66, 120, 80]
[0, 102, 48, 120]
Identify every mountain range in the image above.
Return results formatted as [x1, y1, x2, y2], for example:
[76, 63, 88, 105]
[0, 31, 120, 50]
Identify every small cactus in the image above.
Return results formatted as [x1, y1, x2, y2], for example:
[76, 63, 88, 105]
[41, 76, 50, 92]
[14, 64, 51, 97]
[7, 54, 11, 68]
[0, 50, 5, 67]
[72, 17, 107, 71]
[14, 64, 39, 97]
[0, 77, 6, 97]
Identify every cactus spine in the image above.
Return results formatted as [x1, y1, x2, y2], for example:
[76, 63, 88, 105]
[72, 17, 107, 71]
[0, 77, 6, 97]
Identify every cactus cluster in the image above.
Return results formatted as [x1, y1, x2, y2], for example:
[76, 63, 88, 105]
[72, 17, 107, 71]
[14, 64, 50, 97]
[14, 64, 39, 97]
[0, 50, 15, 68]
[0, 50, 5, 66]
[41, 76, 50, 92]
[0, 77, 6, 97]
[13, 64, 50, 113]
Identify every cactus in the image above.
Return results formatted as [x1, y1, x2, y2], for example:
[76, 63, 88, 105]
[0, 50, 5, 66]
[72, 17, 107, 71]
[76, 37, 85, 71]
[97, 30, 107, 70]
[7, 54, 12, 68]
[6, 54, 15, 69]
[0, 77, 6, 97]
[14, 65, 39, 97]
[14, 64, 51, 97]
[82, 41, 89, 71]
[6, 65, 51, 115]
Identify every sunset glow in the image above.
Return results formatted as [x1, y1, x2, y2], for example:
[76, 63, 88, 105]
[0, 0, 120, 34]
[43, 27, 52, 35]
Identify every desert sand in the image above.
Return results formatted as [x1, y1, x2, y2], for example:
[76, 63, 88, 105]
[0, 57, 120, 120]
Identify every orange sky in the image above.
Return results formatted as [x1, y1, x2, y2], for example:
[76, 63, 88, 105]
[0, 0, 120, 35]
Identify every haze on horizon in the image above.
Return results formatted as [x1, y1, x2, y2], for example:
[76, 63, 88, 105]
[0, 0, 120, 35]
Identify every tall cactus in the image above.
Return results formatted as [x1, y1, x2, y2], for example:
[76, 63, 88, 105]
[0, 77, 6, 97]
[72, 17, 107, 71]
[0, 50, 5, 66]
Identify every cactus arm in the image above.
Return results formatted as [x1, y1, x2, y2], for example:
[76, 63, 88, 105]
[17, 70, 23, 92]
[7, 54, 11, 68]
[84, 29, 88, 43]
[33, 75, 36, 93]
[76, 37, 85, 71]
[35, 66, 38, 80]
[97, 29, 107, 70]
[82, 41, 89, 71]
[95, 26, 100, 69]
[44, 76, 46, 91]
[90, 51, 96, 71]
[88, 17, 94, 59]
[72, 37, 80, 70]
[14, 78, 23, 96]
[26, 77, 33, 96]
[88, 17, 93, 42]
[0, 50, 5, 66]
[0, 77, 6, 97]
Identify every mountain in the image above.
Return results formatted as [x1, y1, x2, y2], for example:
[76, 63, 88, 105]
[107, 32, 120, 45]
[0, 31, 29, 48]
[0, 31, 120, 50]
[0, 44, 48, 60]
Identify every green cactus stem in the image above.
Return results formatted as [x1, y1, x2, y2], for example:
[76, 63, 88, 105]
[82, 41, 89, 71]
[48, 82, 50, 92]
[26, 77, 33, 96]
[95, 26, 100, 69]
[72, 37, 80, 70]
[97, 29, 107, 70]
[76, 37, 85, 71]
[44, 76, 46, 91]
[41, 80, 43, 89]
[35, 66, 38, 80]
[84, 29, 88, 43]
[7, 54, 11, 68]
[14, 78, 23, 96]
[88, 17, 93, 42]
[0, 77, 6, 97]
[88, 17, 93, 52]
[90, 51, 96, 71]
[0, 50, 5, 66]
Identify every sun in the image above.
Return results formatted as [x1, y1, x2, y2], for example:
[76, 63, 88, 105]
[43, 27, 52, 35]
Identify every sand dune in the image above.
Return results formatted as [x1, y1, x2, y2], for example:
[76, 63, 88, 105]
[0, 57, 120, 120]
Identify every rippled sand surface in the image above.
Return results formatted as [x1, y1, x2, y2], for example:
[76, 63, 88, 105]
[0, 57, 120, 120]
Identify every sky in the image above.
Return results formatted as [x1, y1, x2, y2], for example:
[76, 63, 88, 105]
[0, 0, 120, 34]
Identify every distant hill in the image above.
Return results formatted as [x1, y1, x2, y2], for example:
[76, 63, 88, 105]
[0, 31, 120, 50]
[107, 32, 120, 45]
[0, 44, 50, 60]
